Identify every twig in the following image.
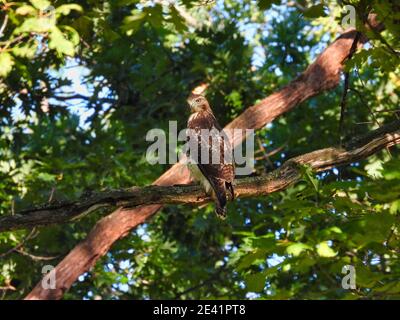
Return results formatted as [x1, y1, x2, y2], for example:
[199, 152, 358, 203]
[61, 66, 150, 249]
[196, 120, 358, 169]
[15, 249, 60, 261]
[48, 187, 55, 203]
[0, 285, 16, 291]
[256, 136, 274, 169]
[255, 143, 287, 160]
[339, 32, 361, 148]
[366, 19, 400, 58]
[355, 121, 373, 125]
[174, 265, 226, 299]
[354, 70, 393, 158]
[0, 34, 26, 50]
[53, 94, 115, 104]
[0, 228, 37, 258]
[373, 109, 400, 114]
[339, 71, 350, 148]
[349, 87, 382, 128]
[0, 14, 8, 38]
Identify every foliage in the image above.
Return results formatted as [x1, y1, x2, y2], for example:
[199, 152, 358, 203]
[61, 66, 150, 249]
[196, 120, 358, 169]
[0, 0, 399, 299]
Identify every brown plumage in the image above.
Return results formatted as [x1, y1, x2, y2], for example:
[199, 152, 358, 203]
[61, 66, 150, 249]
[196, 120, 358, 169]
[186, 93, 235, 219]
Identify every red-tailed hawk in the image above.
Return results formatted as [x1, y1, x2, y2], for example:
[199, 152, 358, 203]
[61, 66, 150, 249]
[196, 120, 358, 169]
[186, 93, 235, 219]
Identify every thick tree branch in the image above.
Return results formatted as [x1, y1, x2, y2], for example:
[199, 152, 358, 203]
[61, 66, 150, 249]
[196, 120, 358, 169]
[24, 15, 386, 300]
[1, 121, 399, 233]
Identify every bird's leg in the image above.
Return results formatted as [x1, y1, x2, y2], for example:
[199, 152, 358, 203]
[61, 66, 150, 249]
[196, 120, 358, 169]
[196, 180, 214, 202]
[198, 189, 214, 209]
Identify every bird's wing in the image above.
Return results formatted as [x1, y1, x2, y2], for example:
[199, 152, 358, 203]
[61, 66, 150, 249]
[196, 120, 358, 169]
[187, 124, 234, 181]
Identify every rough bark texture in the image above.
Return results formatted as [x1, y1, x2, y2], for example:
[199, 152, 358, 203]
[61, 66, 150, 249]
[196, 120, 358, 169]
[24, 18, 385, 300]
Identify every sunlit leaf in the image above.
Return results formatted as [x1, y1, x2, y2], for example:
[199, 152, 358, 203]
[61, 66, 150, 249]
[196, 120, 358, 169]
[16, 5, 37, 16]
[316, 241, 337, 258]
[0, 53, 14, 77]
[30, 0, 51, 10]
[55, 4, 83, 16]
[49, 27, 75, 56]
[286, 243, 311, 256]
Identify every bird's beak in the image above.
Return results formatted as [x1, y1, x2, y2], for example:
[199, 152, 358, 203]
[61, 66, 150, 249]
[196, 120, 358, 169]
[188, 101, 195, 111]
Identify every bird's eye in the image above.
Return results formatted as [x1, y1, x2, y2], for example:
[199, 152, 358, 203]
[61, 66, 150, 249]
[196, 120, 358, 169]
[196, 98, 202, 103]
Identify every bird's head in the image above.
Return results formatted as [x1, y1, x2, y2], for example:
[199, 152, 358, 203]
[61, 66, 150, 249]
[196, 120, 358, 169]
[187, 94, 211, 113]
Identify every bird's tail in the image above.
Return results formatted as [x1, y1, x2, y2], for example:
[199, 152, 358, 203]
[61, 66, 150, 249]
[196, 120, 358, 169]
[213, 179, 228, 219]
[226, 181, 235, 201]
[215, 202, 227, 219]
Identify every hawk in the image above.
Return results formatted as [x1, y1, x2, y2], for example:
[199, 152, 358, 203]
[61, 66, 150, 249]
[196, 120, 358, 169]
[186, 93, 235, 219]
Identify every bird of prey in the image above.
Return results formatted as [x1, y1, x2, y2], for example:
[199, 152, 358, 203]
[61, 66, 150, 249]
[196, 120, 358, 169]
[186, 93, 235, 219]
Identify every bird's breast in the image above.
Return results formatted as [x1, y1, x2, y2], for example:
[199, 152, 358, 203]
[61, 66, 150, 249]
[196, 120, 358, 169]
[188, 112, 199, 123]
[187, 163, 212, 194]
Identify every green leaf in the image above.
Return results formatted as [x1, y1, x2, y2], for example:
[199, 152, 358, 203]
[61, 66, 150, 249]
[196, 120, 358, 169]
[122, 11, 147, 34]
[382, 159, 400, 180]
[245, 273, 265, 292]
[60, 25, 80, 46]
[374, 281, 400, 294]
[12, 41, 38, 58]
[303, 166, 319, 192]
[30, 0, 51, 10]
[56, 4, 83, 16]
[356, 266, 382, 287]
[303, 4, 327, 18]
[0, 53, 14, 77]
[286, 243, 311, 256]
[257, 0, 280, 11]
[316, 241, 337, 258]
[390, 200, 400, 214]
[170, 6, 187, 32]
[251, 236, 276, 250]
[16, 17, 55, 33]
[37, 172, 56, 182]
[49, 27, 75, 56]
[16, 5, 37, 16]
[237, 249, 266, 271]
[329, 227, 343, 234]
[365, 159, 384, 178]
[145, 4, 163, 29]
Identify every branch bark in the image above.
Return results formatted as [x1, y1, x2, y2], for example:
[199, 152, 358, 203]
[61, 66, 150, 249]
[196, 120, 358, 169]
[2, 120, 399, 233]
[24, 15, 385, 300]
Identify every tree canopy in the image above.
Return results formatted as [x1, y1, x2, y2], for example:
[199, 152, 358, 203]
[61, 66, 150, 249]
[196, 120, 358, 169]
[0, 0, 399, 300]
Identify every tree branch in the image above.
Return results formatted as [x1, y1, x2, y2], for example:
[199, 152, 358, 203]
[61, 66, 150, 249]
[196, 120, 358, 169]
[339, 32, 361, 147]
[2, 120, 399, 234]
[24, 14, 387, 300]
[52, 93, 116, 104]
